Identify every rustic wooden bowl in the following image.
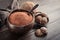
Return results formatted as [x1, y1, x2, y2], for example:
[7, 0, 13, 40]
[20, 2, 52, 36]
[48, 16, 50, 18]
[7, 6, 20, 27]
[7, 9, 35, 35]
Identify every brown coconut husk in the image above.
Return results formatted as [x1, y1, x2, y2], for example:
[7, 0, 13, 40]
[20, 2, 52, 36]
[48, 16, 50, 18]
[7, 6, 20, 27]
[20, 1, 35, 11]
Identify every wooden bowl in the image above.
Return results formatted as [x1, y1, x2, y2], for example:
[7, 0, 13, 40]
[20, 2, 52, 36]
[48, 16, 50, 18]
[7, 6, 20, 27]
[7, 9, 35, 34]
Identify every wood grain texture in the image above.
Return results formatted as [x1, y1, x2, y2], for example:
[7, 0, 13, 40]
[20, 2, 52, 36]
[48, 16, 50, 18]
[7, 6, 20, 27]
[0, 0, 60, 40]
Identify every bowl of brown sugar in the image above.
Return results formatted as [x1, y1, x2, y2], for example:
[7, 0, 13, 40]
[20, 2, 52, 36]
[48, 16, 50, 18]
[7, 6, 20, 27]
[7, 9, 35, 34]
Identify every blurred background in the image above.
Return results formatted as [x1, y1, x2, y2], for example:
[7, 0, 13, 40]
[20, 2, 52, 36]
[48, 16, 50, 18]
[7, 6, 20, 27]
[0, 0, 60, 40]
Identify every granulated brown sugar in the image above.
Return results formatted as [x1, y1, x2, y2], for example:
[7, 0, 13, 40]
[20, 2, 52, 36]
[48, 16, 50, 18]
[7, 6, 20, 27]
[9, 12, 33, 26]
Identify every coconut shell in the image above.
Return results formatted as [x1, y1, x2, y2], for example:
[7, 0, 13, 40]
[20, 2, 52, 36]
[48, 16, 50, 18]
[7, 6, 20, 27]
[40, 13, 48, 17]
[35, 16, 43, 23]
[20, 1, 35, 11]
[41, 17, 48, 25]
[35, 29, 43, 37]
[40, 27, 47, 34]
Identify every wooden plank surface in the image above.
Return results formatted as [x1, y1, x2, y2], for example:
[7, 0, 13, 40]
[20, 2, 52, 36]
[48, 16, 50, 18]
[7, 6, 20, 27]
[0, 0, 60, 40]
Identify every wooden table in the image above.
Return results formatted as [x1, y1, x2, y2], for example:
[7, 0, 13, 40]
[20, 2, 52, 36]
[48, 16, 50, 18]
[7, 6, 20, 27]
[0, 0, 60, 40]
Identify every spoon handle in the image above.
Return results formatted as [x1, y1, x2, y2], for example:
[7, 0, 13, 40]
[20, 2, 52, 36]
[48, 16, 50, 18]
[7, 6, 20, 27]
[30, 4, 39, 12]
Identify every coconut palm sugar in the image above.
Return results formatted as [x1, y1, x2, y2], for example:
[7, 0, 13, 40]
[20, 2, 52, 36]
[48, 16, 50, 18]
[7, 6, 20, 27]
[9, 12, 33, 26]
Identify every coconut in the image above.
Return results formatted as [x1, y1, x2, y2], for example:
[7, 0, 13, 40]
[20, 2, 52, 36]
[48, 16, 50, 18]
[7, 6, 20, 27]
[35, 16, 43, 24]
[41, 17, 48, 25]
[35, 29, 43, 37]
[20, 1, 35, 11]
[40, 27, 47, 33]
